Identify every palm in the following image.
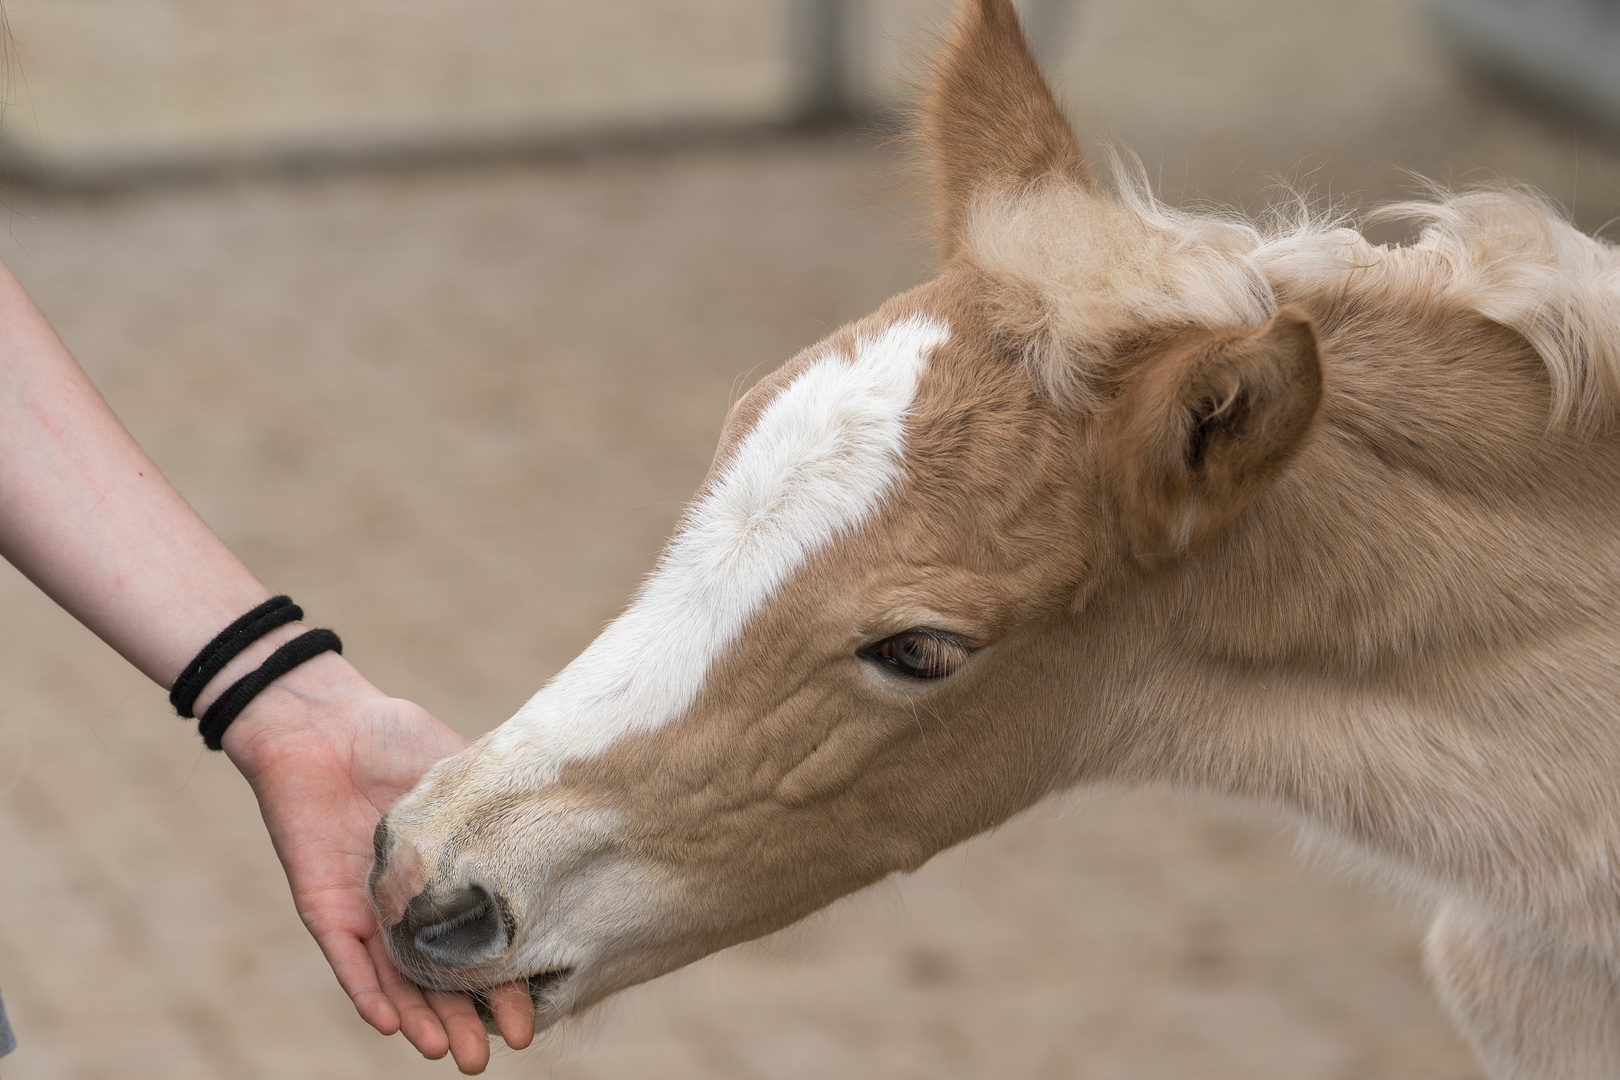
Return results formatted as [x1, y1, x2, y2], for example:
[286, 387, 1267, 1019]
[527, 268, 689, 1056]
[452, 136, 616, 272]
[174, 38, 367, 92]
[225, 682, 533, 1073]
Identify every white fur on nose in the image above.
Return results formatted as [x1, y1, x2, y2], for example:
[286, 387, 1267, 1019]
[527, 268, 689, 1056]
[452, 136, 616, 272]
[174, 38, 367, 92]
[493, 315, 951, 778]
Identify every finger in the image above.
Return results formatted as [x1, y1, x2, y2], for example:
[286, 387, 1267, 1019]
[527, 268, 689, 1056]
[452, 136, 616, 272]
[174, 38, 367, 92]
[425, 988, 493, 1075]
[486, 980, 536, 1050]
[314, 931, 400, 1035]
[367, 935, 451, 1060]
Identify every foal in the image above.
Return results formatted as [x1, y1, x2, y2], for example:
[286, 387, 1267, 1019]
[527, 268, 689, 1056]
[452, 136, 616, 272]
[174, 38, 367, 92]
[372, 2, 1620, 1074]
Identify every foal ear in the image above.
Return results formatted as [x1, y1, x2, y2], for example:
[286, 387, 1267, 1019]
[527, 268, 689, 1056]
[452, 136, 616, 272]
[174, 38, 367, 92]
[924, 0, 1092, 260]
[1110, 307, 1323, 560]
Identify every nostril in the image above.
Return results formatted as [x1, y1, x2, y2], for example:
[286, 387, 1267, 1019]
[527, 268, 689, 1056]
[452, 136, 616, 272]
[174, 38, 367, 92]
[411, 884, 510, 967]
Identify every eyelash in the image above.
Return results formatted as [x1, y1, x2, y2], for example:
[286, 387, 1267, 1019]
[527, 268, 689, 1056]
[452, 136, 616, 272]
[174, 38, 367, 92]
[857, 629, 973, 680]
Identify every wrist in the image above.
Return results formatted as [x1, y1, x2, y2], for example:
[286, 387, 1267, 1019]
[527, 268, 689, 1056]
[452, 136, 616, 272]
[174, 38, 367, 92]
[189, 619, 310, 717]
[218, 649, 382, 775]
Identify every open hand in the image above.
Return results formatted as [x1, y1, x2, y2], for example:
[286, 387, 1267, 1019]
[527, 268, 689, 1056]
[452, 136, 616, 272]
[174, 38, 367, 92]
[219, 652, 535, 1074]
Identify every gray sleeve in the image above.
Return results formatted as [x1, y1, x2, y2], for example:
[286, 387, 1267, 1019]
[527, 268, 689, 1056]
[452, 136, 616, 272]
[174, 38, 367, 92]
[0, 986, 16, 1057]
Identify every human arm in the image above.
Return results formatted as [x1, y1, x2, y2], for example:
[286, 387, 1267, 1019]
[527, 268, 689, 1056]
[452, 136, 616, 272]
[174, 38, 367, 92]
[0, 258, 532, 1071]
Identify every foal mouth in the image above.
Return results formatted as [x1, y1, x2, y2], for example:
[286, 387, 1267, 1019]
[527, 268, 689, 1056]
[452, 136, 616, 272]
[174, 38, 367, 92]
[471, 967, 574, 1029]
[526, 967, 573, 1000]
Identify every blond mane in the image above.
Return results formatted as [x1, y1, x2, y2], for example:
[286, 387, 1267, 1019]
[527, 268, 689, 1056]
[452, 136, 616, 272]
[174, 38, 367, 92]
[963, 161, 1620, 427]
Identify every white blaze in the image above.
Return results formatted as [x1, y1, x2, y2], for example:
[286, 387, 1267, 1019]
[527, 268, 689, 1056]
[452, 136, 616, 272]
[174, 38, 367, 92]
[492, 315, 951, 779]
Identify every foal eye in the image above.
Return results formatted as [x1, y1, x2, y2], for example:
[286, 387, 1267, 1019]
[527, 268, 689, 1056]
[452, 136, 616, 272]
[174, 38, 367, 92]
[859, 629, 972, 680]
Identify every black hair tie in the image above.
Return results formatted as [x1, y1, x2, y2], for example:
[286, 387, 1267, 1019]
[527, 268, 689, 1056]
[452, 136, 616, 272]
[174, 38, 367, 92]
[170, 595, 302, 719]
[171, 596, 344, 750]
[198, 628, 343, 751]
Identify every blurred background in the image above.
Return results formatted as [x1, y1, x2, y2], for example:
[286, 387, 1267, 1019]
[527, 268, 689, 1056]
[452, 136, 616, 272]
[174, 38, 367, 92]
[0, 1, 1615, 1077]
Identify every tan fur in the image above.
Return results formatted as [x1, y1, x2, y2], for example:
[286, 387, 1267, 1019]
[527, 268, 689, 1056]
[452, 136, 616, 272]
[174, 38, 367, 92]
[372, 3, 1620, 1074]
[922, 0, 1092, 260]
[965, 173, 1620, 429]
[1106, 307, 1322, 556]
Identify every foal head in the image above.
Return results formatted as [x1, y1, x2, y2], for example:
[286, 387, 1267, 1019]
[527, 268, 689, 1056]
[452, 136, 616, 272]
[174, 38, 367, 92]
[370, 0, 1323, 1022]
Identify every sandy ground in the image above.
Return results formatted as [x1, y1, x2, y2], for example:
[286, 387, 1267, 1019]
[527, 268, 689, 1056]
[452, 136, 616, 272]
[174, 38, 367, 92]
[0, 1, 1616, 1077]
